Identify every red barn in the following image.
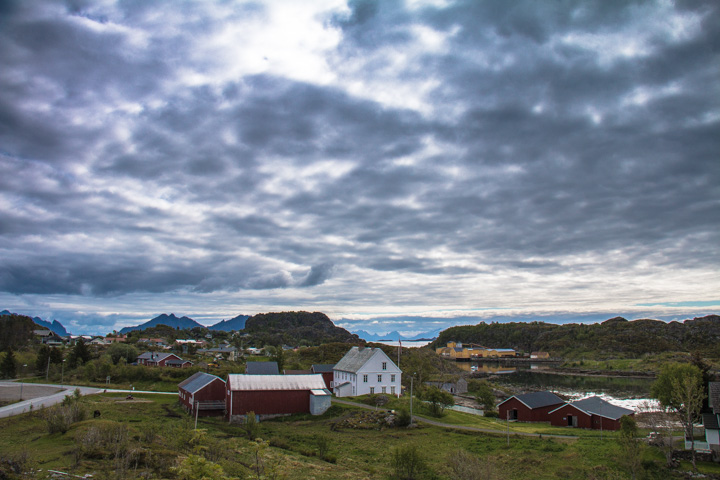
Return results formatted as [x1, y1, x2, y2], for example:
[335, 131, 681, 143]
[178, 372, 226, 417]
[498, 391, 565, 422]
[548, 396, 634, 430]
[226, 374, 331, 421]
[311, 364, 335, 390]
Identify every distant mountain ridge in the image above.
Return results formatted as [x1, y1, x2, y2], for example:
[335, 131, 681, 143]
[353, 328, 442, 342]
[119, 313, 204, 333]
[1, 309, 70, 336]
[209, 314, 250, 331]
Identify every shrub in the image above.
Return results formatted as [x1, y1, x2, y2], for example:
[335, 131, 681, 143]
[315, 434, 330, 458]
[484, 411, 499, 418]
[395, 408, 412, 427]
[243, 411, 260, 440]
[391, 444, 425, 479]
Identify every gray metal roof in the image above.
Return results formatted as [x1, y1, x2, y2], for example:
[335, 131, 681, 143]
[334, 347, 379, 373]
[703, 413, 720, 430]
[562, 396, 635, 420]
[166, 358, 191, 366]
[312, 364, 335, 373]
[179, 372, 225, 394]
[514, 391, 564, 409]
[245, 361, 280, 375]
[228, 374, 327, 391]
[709, 382, 720, 415]
[137, 352, 177, 362]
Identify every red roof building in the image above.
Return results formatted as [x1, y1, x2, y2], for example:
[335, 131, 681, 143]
[498, 391, 565, 422]
[548, 396, 634, 430]
[178, 372, 226, 417]
[226, 374, 331, 421]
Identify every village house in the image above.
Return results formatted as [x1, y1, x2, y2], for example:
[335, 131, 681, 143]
[225, 374, 331, 421]
[246, 361, 280, 375]
[530, 351, 550, 359]
[333, 346, 402, 398]
[548, 396, 634, 430]
[178, 372, 226, 417]
[198, 346, 239, 361]
[105, 334, 127, 343]
[137, 352, 191, 368]
[425, 377, 468, 395]
[498, 391, 565, 422]
[701, 382, 720, 453]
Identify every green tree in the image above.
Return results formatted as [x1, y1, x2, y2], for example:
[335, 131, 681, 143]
[35, 345, 63, 374]
[424, 386, 454, 416]
[1, 348, 17, 379]
[618, 415, 642, 480]
[106, 342, 139, 365]
[474, 381, 495, 411]
[272, 345, 285, 373]
[67, 339, 91, 368]
[651, 363, 705, 469]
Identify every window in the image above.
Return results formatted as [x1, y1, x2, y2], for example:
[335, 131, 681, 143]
[377, 374, 382, 382]
[391, 386, 396, 395]
[391, 374, 395, 382]
[382, 362, 387, 370]
[370, 387, 375, 394]
[382, 386, 386, 393]
[363, 374, 368, 383]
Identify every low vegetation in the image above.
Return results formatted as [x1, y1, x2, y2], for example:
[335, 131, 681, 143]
[2, 392, 717, 479]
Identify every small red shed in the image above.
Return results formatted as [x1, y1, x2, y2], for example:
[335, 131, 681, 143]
[178, 372, 226, 417]
[548, 396, 634, 430]
[311, 364, 335, 389]
[226, 374, 331, 421]
[498, 391, 565, 422]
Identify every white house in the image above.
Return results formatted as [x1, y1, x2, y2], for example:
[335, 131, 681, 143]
[333, 346, 402, 398]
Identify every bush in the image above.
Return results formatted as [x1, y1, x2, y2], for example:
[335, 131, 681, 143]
[391, 444, 425, 480]
[395, 409, 411, 427]
[483, 411, 499, 418]
[243, 411, 260, 440]
[42, 396, 87, 434]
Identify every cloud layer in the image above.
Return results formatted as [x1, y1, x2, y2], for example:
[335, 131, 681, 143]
[1, 0, 718, 334]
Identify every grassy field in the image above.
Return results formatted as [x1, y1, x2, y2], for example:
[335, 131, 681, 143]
[1, 391, 716, 480]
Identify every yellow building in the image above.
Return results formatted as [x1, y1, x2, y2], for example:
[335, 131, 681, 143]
[436, 342, 515, 360]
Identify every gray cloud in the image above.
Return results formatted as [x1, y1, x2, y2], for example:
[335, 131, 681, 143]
[0, 0, 718, 333]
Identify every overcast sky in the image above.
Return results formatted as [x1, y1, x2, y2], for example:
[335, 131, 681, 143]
[1, 0, 718, 336]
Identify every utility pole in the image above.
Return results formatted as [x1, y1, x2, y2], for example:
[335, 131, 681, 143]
[46, 355, 51, 381]
[410, 372, 415, 426]
[506, 409, 510, 446]
[195, 401, 199, 430]
[61, 359, 66, 388]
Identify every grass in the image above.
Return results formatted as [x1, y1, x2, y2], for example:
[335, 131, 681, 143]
[0, 392, 711, 479]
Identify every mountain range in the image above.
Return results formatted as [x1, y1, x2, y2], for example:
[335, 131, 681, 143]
[353, 328, 442, 342]
[118, 313, 251, 333]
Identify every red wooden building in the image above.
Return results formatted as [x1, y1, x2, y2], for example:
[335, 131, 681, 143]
[311, 364, 335, 390]
[548, 396, 634, 430]
[498, 391, 565, 422]
[226, 374, 331, 421]
[178, 372, 226, 417]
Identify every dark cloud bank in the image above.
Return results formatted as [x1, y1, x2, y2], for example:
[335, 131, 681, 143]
[0, 0, 718, 333]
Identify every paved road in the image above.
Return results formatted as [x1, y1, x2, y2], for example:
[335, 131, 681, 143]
[0, 381, 177, 419]
[331, 397, 579, 439]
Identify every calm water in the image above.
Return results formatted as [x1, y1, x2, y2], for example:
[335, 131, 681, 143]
[470, 361, 658, 410]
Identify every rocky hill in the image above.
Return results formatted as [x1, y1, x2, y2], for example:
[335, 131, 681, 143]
[243, 311, 362, 346]
[0, 312, 38, 350]
[430, 315, 720, 358]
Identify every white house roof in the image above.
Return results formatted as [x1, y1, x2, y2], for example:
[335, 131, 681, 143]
[228, 374, 327, 391]
[334, 346, 400, 373]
